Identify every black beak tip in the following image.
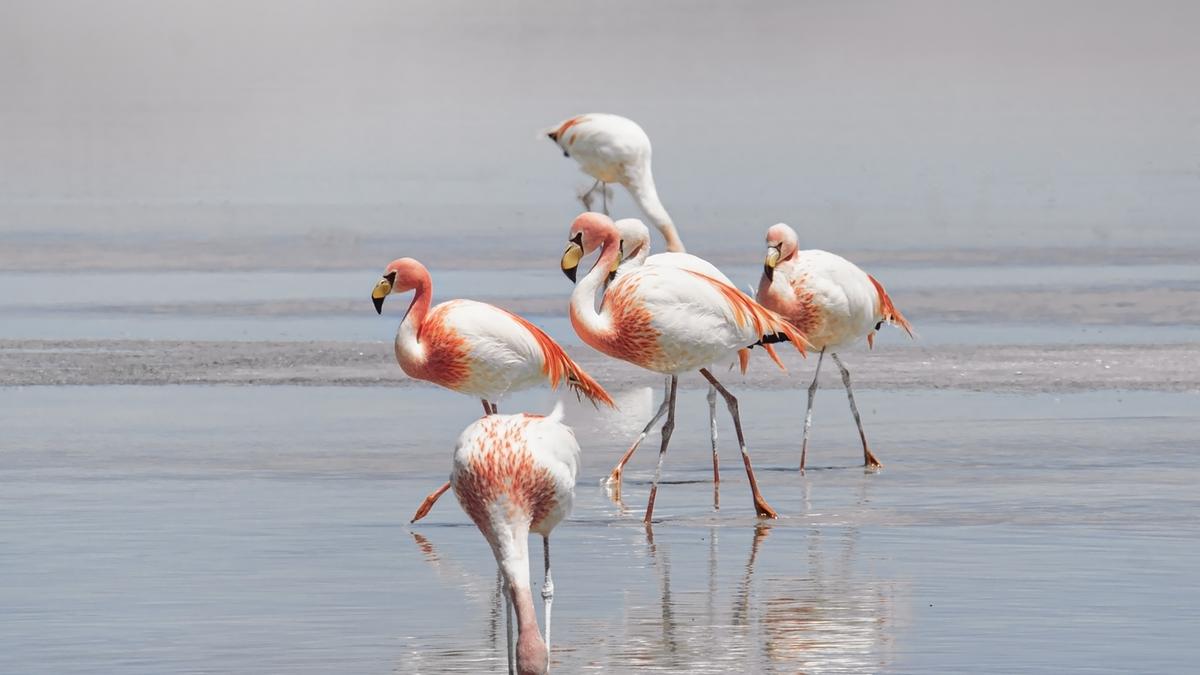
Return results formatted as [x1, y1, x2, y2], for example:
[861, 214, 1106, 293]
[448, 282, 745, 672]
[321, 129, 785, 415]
[763, 265, 775, 282]
[373, 296, 385, 314]
[562, 266, 577, 284]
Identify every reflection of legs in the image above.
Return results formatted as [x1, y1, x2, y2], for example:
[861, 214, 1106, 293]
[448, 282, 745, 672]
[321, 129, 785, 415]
[800, 349, 826, 473]
[504, 577, 515, 675]
[607, 378, 671, 494]
[409, 481, 451, 523]
[643, 376, 678, 524]
[541, 537, 554, 656]
[831, 353, 882, 469]
[699, 369, 778, 518]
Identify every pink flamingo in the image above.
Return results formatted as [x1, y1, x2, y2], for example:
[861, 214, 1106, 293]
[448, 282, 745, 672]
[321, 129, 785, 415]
[755, 223, 914, 471]
[371, 257, 611, 522]
[450, 404, 578, 675]
[560, 212, 809, 522]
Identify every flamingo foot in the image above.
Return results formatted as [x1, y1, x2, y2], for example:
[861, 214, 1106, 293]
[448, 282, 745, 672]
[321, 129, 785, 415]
[864, 446, 883, 470]
[754, 496, 779, 519]
[409, 481, 451, 523]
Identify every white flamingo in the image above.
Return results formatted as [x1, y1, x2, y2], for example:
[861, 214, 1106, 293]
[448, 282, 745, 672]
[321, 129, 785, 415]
[450, 403, 578, 675]
[561, 212, 809, 522]
[545, 113, 686, 253]
[755, 223, 914, 471]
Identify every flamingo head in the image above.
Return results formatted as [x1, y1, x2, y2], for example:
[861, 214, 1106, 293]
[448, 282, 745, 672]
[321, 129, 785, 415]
[561, 211, 618, 283]
[763, 223, 799, 282]
[372, 257, 428, 314]
[613, 218, 651, 266]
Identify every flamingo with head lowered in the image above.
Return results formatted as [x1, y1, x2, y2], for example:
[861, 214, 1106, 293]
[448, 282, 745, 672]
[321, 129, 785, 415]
[755, 223, 914, 472]
[450, 403, 578, 675]
[371, 257, 612, 522]
[545, 113, 686, 253]
[561, 212, 809, 522]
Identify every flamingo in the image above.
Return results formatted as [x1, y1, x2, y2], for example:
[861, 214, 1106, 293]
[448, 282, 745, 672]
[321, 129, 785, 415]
[560, 212, 809, 522]
[603, 218, 768, 497]
[371, 257, 612, 523]
[545, 113, 686, 253]
[754, 223, 914, 471]
[450, 403, 578, 675]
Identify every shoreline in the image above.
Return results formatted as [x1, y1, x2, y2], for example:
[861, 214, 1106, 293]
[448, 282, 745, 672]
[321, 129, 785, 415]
[3, 338, 1197, 392]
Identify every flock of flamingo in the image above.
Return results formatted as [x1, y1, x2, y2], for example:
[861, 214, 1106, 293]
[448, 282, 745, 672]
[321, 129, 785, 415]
[371, 112, 913, 674]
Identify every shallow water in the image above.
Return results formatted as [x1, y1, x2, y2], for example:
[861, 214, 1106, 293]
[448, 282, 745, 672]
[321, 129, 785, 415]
[2, 385, 1197, 673]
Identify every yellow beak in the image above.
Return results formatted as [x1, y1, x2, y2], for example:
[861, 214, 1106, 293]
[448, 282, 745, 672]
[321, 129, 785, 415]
[765, 246, 781, 269]
[371, 277, 393, 314]
[561, 242, 583, 283]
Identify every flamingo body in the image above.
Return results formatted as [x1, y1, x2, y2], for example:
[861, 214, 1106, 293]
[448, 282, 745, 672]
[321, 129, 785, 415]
[378, 258, 613, 406]
[755, 224, 912, 351]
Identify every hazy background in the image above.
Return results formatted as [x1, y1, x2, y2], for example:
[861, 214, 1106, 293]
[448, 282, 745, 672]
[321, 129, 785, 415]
[2, 0, 1198, 263]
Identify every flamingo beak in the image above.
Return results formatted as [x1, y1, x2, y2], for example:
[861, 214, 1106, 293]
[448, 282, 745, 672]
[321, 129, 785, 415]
[561, 236, 584, 283]
[371, 273, 395, 314]
[764, 246, 781, 281]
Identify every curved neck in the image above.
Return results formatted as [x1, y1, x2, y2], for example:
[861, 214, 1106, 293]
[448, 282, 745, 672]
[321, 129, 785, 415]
[570, 234, 621, 345]
[494, 522, 546, 675]
[625, 166, 685, 253]
[396, 275, 433, 361]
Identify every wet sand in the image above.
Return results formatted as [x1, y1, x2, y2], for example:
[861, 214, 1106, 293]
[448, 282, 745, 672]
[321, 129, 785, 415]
[2, 338, 1199, 393]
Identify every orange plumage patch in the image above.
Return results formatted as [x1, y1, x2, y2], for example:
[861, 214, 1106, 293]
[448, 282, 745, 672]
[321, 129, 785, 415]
[867, 274, 914, 346]
[553, 116, 586, 142]
[501, 310, 614, 408]
[453, 417, 560, 531]
[784, 274, 823, 336]
[572, 276, 663, 370]
[397, 304, 471, 389]
[685, 270, 810, 359]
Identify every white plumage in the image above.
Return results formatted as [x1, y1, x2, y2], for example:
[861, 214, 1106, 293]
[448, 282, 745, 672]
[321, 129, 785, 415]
[546, 113, 685, 252]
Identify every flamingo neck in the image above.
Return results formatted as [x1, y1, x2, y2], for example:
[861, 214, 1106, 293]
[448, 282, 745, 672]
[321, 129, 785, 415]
[493, 524, 547, 675]
[624, 165, 685, 253]
[396, 276, 433, 364]
[570, 236, 620, 346]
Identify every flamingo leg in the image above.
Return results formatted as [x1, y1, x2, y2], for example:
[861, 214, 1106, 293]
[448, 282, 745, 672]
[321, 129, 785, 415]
[601, 182, 610, 215]
[643, 375, 678, 524]
[699, 368, 778, 519]
[579, 179, 601, 211]
[800, 348, 826, 473]
[607, 378, 671, 496]
[409, 481, 452, 523]
[541, 536, 554, 658]
[830, 353, 883, 469]
[481, 399, 492, 415]
[707, 383, 720, 511]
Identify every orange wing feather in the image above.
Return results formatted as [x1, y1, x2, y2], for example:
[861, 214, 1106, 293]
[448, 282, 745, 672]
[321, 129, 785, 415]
[684, 271, 811, 366]
[502, 310, 615, 408]
[867, 274, 914, 342]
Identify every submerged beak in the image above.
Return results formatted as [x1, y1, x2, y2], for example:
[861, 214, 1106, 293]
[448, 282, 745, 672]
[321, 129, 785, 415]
[764, 246, 781, 281]
[371, 274, 394, 314]
[561, 238, 583, 283]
